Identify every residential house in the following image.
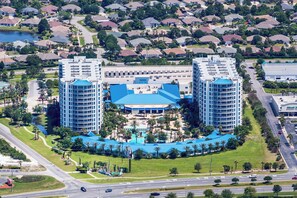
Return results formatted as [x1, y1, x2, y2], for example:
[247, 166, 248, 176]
[0, 17, 20, 26]
[99, 21, 118, 31]
[224, 14, 243, 24]
[269, 34, 291, 44]
[130, 38, 152, 47]
[105, 3, 127, 12]
[189, 47, 215, 54]
[176, 36, 192, 46]
[214, 27, 234, 35]
[199, 35, 220, 45]
[13, 40, 29, 48]
[264, 46, 282, 53]
[37, 53, 60, 61]
[49, 20, 62, 28]
[152, 36, 173, 44]
[140, 49, 162, 58]
[119, 49, 138, 57]
[35, 40, 57, 48]
[161, 18, 182, 26]
[217, 46, 237, 54]
[164, 0, 184, 7]
[50, 35, 70, 44]
[21, 7, 39, 15]
[117, 37, 127, 49]
[61, 4, 81, 12]
[197, 26, 213, 34]
[202, 15, 221, 23]
[246, 35, 266, 43]
[281, 3, 294, 10]
[182, 16, 202, 26]
[222, 34, 243, 45]
[41, 5, 58, 16]
[0, 6, 15, 16]
[91, 15, 109, 23]
[119, 20, 132, 27]
[163, 48, 186, 57]
[127, 30, 143, 37]
[125, 2, 144, 10]
[142, 17, 160, 29]
[21, 18, 40, 27]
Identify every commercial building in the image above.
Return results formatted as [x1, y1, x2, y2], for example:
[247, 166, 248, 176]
[271, 95, 297, 116]
[110, 84, 180, 114]
[192, 55, 242, 132]
[262, 62, 297, 81]
[102, 65, 192, 94]
[59, 56, 103, 133]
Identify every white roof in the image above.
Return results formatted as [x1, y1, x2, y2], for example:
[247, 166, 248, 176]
[262, 62, 297, 76]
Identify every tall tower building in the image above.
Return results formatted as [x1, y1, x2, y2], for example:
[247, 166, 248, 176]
[59, 56, 103, 133]
[192, 55, 242, 132]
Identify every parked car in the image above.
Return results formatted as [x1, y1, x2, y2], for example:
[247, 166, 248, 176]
[105, 189, 112, 193]
[248, 174, 257, 178]
[81, 187, 87, 192]
[150, 192, 161, 196]
[292, 176, 297, 180]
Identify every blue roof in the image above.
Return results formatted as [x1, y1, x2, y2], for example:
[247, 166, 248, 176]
[213, 78, 233, 85]
[71, 130, 236, 154]
[72, 80, 92, 86]
[110, 84, 180, 105]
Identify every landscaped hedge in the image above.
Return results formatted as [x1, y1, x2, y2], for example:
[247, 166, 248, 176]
[0, 138, 27, 161]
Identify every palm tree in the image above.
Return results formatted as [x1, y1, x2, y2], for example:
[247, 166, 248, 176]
[234, 160, 238, 171]
[154, 146, 160, 158]
[208, 143, 213, 153]
[288, 134, 293, 145]
[221, 140, 226, 151]
[86, 142, 90, 152]
[201, 143, 206, 155]
[215, 141, 220, 151]
[93, 142, 98, 152]
[184, 146, 191, 156]
[192, 144, 198, 156]
[100, 143, 105, 154]
[109, 144, 114, 154]
[116, 145, 121, 155]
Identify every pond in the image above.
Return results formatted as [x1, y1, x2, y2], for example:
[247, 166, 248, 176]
[0, 30, 38, 42]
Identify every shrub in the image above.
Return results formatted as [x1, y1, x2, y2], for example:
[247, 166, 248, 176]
[15, 175, 44, 183]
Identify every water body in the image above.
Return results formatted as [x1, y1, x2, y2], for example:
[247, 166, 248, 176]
[0, 30, 38, 42]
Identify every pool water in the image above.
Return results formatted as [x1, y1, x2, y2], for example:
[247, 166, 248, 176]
[130, 131, 146, 144]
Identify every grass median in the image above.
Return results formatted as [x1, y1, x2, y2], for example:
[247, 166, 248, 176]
[0, 175, 64, 196]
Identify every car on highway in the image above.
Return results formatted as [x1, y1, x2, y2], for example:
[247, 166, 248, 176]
[248, 174, 257, 178]
[292, 176, 297, 180]
[105, 189, 112, 193]
[81, 187, 87, 192]
[150, 192, 161, 196]
[278, 130, 282, 135]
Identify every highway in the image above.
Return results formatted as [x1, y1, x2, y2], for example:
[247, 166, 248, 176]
[1, 60, 297, 197]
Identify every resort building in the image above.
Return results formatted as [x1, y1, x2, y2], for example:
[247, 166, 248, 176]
[262, 62, 297, 82]
[110, 84, 180, 114]
[59, 56, 103, 133]
[271, 95, 297, 116]
[192, 55, 242, 132]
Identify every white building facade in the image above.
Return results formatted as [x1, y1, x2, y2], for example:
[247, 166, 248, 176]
[192, 55, 242, 132]
[59, 56, 103, 133]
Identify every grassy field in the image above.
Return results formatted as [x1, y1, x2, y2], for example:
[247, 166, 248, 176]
[92, 35, 99, 45]
[0, 26, 35, 33]
[79, 37, 85, 46]
[0, 176, 64, 196]
[71, 104, 276, 179]
[0, 119, 76, 172]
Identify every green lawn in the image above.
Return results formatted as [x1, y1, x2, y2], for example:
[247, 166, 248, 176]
[0, 176, 64, 196]
[71, 104, 276, 178]
[92, 35, 99, 45]
[69, 173, 94, 179]
[264, 88, 297, 94]
[52, 87, 58, 96]
[78, 20, 96, 33]
[0, 119, 76, 172]
[79, 37, 85, 46]
[0, 26, 35, 33]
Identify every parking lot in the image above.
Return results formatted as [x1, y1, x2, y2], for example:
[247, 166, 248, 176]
[285, 119, 297, 150]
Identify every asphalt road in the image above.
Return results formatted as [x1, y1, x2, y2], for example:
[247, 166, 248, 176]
[70, 16, 96, 45]
[244, 60, 297, 171]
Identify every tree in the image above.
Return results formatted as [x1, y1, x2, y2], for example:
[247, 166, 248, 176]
[169, 148, 179, 159]
[53, 127, 72, 139]
[154, 146, 160, 158]
[279, 114, 285, 127]
[243, 187, 256, 198]
[226, 138, 238, 150]
[231, 177, 239, 185]
[273, 185, 282, 197]
[71, 138, 84, 151]
[38, 19, 50, 34]
[186, 192, 194, 198]
[169, 167, 178, 176]
[22, 113, 32, 125]
[204, 189, 214, 198]
[165, 192, 177, 198]
[243, 162, 252, 172]
[214, 179, 222, 186]
[263, 176, 272, 183]
[221, 189, 234, 198]
[134, 149, 143, 160]
[292, 184, 297, 191]
[272, 162, 279, 171]
[194, 163, 202, 173]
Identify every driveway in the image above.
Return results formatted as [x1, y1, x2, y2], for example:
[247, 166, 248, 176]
[70, 16, 96, 45]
